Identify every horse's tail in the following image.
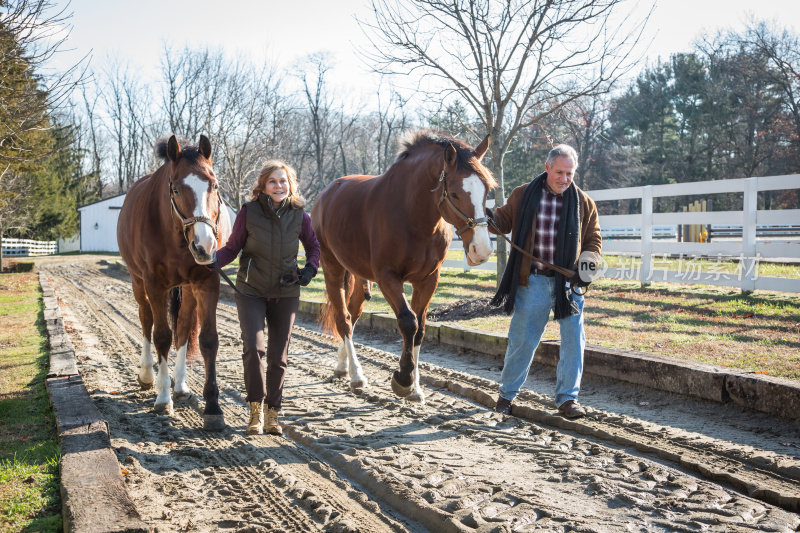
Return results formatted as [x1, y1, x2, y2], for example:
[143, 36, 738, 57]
[319, 298, 338, 340]
[362, 279, 372, 301]
[318, 269, 356, 340]
[168, 287, 181, 348]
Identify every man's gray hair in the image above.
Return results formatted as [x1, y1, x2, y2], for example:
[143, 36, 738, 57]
[546, 144, 579, 167]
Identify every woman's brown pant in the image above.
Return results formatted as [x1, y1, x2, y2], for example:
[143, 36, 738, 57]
[235, 294, 298, 410]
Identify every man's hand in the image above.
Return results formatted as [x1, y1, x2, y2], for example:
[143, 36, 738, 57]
[297, 264, 317, 287]
[569, 271, 590, 288]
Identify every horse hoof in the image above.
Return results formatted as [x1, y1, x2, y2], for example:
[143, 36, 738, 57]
[333, 370, 348, 378]
[174, 391, 192, 401]
[203, 415, 226, 431]
[350, 380, 368, 392]
[391, 373, 413, 398]
[137, 376, 153, 390]
[407, 392, 426, 404]
[154, 401, 173, 415]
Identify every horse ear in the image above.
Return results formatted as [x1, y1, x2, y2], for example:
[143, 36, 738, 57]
[199, 135, 212, 160]
[474, 134, 490, 161]
[445, 143, 458, 168]
[167, 135, 181, 162]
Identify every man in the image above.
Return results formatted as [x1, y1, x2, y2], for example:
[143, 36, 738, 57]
[488, 144, 601, 418]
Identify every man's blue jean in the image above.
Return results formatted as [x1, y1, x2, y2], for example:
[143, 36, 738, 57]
[498, 272, 585, 406]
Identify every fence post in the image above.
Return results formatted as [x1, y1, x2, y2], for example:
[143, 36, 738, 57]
[641, 185, 653, 287]
[741, 177, 757, 293]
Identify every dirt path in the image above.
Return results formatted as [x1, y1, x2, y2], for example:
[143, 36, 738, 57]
[42, 258, 800, 532]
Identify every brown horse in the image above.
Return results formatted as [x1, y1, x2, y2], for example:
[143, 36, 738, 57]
[117, 135, 231, 430]
[312, 130, 496, 402]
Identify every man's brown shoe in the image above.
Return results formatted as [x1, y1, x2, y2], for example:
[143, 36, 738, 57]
[494, 396, 512, 415]
[558, 400, 586, 419]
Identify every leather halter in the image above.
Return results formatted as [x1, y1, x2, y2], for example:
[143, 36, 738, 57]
[169, 176, 220, 243]
[433, 166, 488, 237]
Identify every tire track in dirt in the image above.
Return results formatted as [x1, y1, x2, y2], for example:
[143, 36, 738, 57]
[44, 263, 414, 533]
[43, 260, 800, 531]
[292, 325, 800, 513]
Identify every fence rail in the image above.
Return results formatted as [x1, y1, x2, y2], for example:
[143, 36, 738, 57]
[1, 238, 57, 257]
[447, 174, 800, 293]
[587, 174, 800, 293]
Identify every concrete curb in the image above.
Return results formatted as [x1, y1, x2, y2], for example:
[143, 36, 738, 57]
[293, 293, 800, 422]
[40, 272, 150, 533]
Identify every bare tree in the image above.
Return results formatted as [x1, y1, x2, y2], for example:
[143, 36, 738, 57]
[160, 44, 228, 140]
[0, 0, 87, 170]
[99, 59, 155, 191]
[295, 52, 345, 199]
[0, 0, 87, 269]
[214, 60, 286, 208]
[375, 81, 410, 173]
[746, 21, 800, 146]
[360, 0, 651, 275]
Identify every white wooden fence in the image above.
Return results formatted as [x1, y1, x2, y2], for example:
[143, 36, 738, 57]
[447, 174, 800, 293]
[588, 174, 800, 293]
[1, 238, 57, 257]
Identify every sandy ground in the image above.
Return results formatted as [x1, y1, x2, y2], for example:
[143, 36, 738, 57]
[39, 256, 800, 532]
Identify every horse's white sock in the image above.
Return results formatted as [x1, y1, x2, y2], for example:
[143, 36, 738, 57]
[139, 339, 154, 385]
[155, 358, 172, 407]
[345, 337, 367, 386]
[335, 342, 349, 376]
[411, 345, 425, 402]
[174, 341, 190, 397]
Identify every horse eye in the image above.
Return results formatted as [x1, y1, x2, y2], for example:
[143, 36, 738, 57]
[172, 188, 180, 195]
[212, 183, 219, 191]
[450, 192, 458, 199]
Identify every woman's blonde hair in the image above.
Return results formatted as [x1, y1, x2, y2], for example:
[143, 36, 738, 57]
[250, 160, 306, 208]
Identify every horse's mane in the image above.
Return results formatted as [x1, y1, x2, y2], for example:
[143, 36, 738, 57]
[154, 137, 205, 163]
[395, 129, 497, 189]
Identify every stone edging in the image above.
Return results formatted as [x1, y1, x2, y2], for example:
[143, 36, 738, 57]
[40, 272, 150, 533]
[290, 296, 800, 422]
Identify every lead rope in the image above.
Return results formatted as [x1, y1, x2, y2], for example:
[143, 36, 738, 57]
[486, 217, 587, 296]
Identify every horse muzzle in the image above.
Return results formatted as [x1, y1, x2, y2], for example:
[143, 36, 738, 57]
[465, 226, 493, 266]
[189, 240, 216, 265]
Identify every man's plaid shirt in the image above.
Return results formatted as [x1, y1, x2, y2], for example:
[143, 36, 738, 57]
[532, 187, 563, 271]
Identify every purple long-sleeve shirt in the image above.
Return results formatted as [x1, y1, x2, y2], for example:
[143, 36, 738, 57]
[215, 204, 320, 271]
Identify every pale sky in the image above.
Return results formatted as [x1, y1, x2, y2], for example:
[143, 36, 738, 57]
[49, 0, 800, 108]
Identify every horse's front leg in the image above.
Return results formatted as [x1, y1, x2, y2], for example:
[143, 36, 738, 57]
[132, 276, 155, 389]
[407, 271, 441, 404]
[173, 285, 198, 400]
[146, 285, 173, 414]
[378, 276, 418, 398]
[323, 261, 367, 390]
[194, 282, 225, 431]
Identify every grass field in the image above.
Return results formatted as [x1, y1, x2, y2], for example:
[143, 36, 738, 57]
[164, 253, 800, 380]
[299, 265, 800, 381]
[0, 272, 61, 533]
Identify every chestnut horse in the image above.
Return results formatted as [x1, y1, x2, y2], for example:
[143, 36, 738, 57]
[117, 135, 231, 430]
[312, 130, 496, 402]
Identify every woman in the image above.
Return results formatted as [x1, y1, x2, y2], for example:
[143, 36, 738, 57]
[214, 160, 320, 436]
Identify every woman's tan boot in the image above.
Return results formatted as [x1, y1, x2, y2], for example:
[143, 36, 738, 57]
[265, 407, 282, 436]
[247, 401, 264, 435]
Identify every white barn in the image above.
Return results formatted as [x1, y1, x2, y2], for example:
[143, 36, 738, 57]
[77, 193, 238, 253]
[78, 194, 126, 252]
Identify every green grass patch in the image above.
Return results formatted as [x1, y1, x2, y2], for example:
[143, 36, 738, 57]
[0, 272, 62, 533]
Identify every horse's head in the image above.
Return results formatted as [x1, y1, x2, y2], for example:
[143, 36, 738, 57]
[435, 134, 497, 266]
[163, 135, 221, 265]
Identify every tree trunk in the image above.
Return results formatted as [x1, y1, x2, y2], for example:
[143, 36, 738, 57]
[491, 136, 507, 287]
